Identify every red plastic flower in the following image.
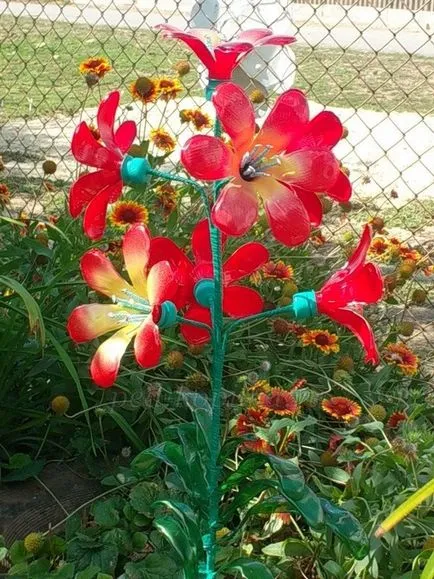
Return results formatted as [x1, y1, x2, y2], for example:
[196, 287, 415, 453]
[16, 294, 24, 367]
[156, 25, 296, 81]
[67, 225, 178, 388]
[149, 219, 269, 344]
[181, 83, 343, 246]
[69, 91, 136, 240]
[316, 225, 384, 364]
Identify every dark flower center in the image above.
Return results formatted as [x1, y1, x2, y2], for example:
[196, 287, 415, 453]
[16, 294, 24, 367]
[270, 394, 289, 410]
[315, 333, 330, 346]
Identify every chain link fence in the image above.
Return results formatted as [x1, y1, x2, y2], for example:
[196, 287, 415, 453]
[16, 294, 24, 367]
[0, 0, 433, 361]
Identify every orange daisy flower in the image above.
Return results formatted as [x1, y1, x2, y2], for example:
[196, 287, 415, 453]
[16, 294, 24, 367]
[157, 77, 183, 101]
[150, 128, 176, 153]
[262, 260, 293, 280]
[387, 411, 408, 428]
[155, 183, 179, 215]
[399, 246, 422, 264]
[243, 439, 273, 454]
[258, 387, 298, 416]
[310, 230, 326, 246]
[79, 56, 111, 79]
[0, 183, 11, 206]
[322, 396, 361, 422]
[109, 201, 149, 228]
[235, 407, 268, 435]
[368, 237, 391, 260]
[249, 379, 271, 393]
[383, 343, 419, 376]
[129, 77, 159, 105]
[301, 329, 340, 354]
[180, 108, 213, 131]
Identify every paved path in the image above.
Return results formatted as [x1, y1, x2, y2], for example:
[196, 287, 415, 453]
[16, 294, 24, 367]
[1, 0, 433, 56]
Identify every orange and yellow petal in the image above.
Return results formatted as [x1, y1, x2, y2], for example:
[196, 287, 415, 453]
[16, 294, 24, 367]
[243, 438, 273, 454]
[249, 380, 272, 393]
[122, 224, 150, 296]
[90, 324, 139, 388]
[387, 411, 408, 428]
[301, 329, 340, 354]
[157, 77, 183, 101]
[383, 343, 419, 375]
[322, 396, 361, 421]
[262, 260, 293, 280]
[150, 128, 176, 152]
[258, 387, 298, 416]
[79, 57, 112, 78]
[80, 249, 133, 299]
[110, 201, 149, 228]
[129, 77, 159, 104]
[67, 304, 126, 343]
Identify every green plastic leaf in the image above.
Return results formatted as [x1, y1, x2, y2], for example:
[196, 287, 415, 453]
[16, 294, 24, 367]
[320, 499, 370, 559]
[222, 479, 276, 522]
[0, 275, 45, 345]
[223, 558, 274, 578]
[243, 496, 288, 520]
[153, 516, 197, 578]
[221, 454, 267, 491]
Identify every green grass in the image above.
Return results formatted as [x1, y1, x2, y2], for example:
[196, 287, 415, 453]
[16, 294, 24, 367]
[1, 17, 434, 121]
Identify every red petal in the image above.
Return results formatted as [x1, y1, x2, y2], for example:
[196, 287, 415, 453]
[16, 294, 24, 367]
[223, 285, 264, 317]
[223, 242, 269, 283]
[80, 248, 132, 298]
[256, 34, 297, 46]
[181, 135, 234, 181]
[264, 183, 311, 247]
[212, 82, 255, 153]
[71, 122, 121, 169]
[90, 324, 137, 388]
[294, 188, 323, 227]
[180, 305, 212, 345]
[348, 225, 373, 272]
[82, 184, 122, 241]
[68, 169, 119, 217]
[322, 306, 380, 365]
[156, 25, 216, 72]
[213, 44, 254, 80]
[115, 120, 137, 154]
[256, 89, 309, 153]
[67, 304, 123, 342]
[122, 224, 151, 293]
[325, 171, 352, 202]
[284, 149, 340, 191]
[235, 29, 272, 42]
[147, 261, 176, 306]
[134, 315, 162, 368]
[294, 111, 343, 150]
[149, 237, 194, 309]
[211, 183, 258, 237]
[97, 91, 120, 152]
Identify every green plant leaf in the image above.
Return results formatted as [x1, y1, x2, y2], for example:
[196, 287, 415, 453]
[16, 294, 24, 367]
[182, 392, 212, 453]
[105, 408, 145, 451]
[76, 565, 100, 579]
[221, 454, 267, 491]
[324, 467, 351, 485]
[257, 416, 317, 446]
[153, 516, 197, 577]
[222, 558, 274, 578]
[92, 498, 121, 528]
[421, 550, 434, 579]
[221, 479, 276, 522]
[320, 499, 370, 559]
[153, 499, 202, 557]
[130, 482, 160, 516]
[50, 563, 75, 578]
[0, 275, 45, 345]
[47, 330, 95, 455]
[124, 553, 179, 578]
[261, 538, 311, 558]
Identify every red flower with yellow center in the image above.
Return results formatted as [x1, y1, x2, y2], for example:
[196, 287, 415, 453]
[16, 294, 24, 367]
[387, 411, 408, 428]
[368, 237, 391, 259]
[383, 343, 419, 376]
[243, 439, 273, 454]
[322, 396, 361, 422]
[235, 407, 268, 435]
[301, 329, 339, 354]
[79, 56, 112, 78]
[262, 260, 293, 280]
[399, 246, 422, 263]
[181, 82, 347, 247]
[150, 128, 176, 153]
[157, 78, 183, 101]
[129, 77, 159, 105]
[258, 387, 298, 416]
[110, 201, 149, 228]
[0, 183, 11, 206]
[180, 109, 213, 131]
[67, 225, 180, 388]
